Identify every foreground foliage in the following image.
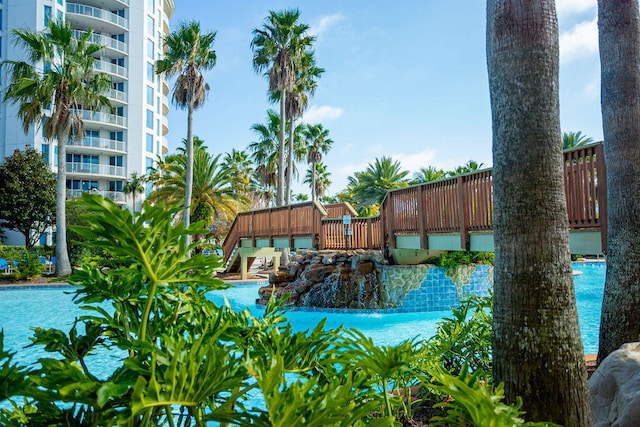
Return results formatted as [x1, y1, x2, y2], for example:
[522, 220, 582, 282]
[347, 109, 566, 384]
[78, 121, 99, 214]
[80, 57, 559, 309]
[0, 195, 549, 425]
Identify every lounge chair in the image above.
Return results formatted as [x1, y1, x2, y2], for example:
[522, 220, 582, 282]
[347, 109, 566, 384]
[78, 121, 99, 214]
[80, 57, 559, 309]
[0, 258, 14, 274]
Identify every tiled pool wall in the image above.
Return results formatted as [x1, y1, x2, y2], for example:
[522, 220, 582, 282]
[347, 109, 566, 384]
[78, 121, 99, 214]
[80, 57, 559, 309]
[381, 264, 493, 312]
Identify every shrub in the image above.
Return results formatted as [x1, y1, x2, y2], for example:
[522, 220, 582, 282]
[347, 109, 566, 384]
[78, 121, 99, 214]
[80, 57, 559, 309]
[13, 254, 46, 281]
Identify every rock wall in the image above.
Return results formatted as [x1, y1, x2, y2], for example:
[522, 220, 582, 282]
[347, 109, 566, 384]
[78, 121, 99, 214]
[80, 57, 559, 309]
[257, 249, 494, 311]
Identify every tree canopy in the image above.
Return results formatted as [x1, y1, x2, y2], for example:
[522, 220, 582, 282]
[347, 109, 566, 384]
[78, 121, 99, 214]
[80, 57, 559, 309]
[0, 148, 56, 250]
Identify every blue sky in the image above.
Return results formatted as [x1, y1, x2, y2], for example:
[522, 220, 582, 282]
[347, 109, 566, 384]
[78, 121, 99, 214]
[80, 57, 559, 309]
[166, 1, 601, 197]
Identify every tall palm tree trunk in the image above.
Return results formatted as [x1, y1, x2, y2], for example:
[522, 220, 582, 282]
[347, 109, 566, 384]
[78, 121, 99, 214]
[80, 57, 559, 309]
[597, 0, 640, 364]
[277, 92, 286, 206]
[487, 1, 592, 424]
[311, 160, 317, 202]
[56, 133, 72, 276]
[184, 103, 194, 249]
[285, 117, 294, 204]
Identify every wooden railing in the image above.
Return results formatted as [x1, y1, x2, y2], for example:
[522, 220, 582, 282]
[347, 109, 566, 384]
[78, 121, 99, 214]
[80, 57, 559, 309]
[223, 142, 607, 261]
[379, 142, 605, 251]
[321, 217, 381, 250]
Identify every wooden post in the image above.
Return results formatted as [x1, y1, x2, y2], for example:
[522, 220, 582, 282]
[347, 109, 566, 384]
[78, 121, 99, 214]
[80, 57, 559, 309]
[417, 185, 427, 249]
[457, 176, 469, 250]
[240, 254, 248, 280]
[288, 204, 293, 248]
[596, 143, 608, 254]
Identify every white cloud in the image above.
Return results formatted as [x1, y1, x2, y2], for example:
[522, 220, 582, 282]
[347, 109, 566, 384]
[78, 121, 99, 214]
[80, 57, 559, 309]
[560, 18, 598, 63]
[392, 149, 438, 173]
[309, 13, 344, 37]
[556, 0, 596, 18]
[302, 105, 344, 123]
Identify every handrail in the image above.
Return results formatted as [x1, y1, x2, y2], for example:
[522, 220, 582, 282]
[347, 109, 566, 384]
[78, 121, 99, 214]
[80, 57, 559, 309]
[223, 142, 607, 259]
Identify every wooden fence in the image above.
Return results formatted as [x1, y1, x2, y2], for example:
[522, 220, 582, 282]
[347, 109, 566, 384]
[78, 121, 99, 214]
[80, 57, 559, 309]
[223, 143, 607, 262]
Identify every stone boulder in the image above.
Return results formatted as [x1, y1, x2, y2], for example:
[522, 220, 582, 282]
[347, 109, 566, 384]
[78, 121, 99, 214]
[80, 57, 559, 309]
[590, 342, 640, 427]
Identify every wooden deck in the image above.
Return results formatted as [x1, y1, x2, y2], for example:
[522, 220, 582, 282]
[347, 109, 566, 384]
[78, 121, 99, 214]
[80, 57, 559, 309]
[223, 143, 606, 271]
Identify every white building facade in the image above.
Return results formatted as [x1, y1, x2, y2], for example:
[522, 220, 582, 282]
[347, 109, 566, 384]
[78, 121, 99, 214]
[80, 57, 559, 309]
[0, 0, 174, 246]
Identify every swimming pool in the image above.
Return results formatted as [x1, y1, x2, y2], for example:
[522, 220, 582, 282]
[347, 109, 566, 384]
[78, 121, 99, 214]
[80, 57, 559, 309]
[0, 261, 605, 369]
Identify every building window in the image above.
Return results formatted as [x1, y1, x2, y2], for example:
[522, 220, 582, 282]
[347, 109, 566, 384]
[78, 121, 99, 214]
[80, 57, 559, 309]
[109, 181, 123, 192]
[42, 144, 50, 164]
[147, 62, 154, 81]
[146, 133, 154, 153]
[110, 156, 123, 167]
[147, 86, 154, 105]
[147, 16, 155, 35]
[54, 146, 58, 167]
[148, 0, 155, 10]
[156, 141, 160, 154]
[44, 6, 52, 26]
[146, 110, 153, 129]
[147, 39, 154, 60]
[57, 10, 62, 21]
[110, 131, 123, 141]
[146, 157, 154, 173]
[0, 10, 3, 30]
[57, 0, 62, 5]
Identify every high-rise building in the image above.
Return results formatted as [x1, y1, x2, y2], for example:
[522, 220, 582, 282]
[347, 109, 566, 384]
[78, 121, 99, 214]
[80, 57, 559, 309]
[0, 0, 174, 245]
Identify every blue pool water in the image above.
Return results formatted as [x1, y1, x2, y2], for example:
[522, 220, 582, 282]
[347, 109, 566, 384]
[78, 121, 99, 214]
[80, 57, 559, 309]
[0, 262, 605, 370]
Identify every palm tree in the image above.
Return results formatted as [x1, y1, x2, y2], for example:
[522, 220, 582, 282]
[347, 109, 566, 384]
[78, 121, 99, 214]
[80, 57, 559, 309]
[448, 159, 485, 176]
[304, 162, 332, 200]
[221, 149, 254, 196]
[276, 51, 323, 204]
[123, 172, 148, 213]
[562, 131, 594, 149]
[597, 0, 640, 365]
[304, 123, 334, 201]
[411, 166, 446, 184]
[148, 145, 246, 240]
[2, 20, 112, 276]
[251, 9, 314, 206]
[248, 110, 280, 207]
[343, 156, 409, 215]
[488, 0, 591, 423]
[156, 21, 217, 250]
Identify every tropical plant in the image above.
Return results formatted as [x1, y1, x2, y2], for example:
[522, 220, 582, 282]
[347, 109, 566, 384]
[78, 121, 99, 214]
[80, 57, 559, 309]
[448, 160, 485, 176]
[411, 166, 447, 184]
[0, 148, 56, 251]
[562, 131, 594, 150]
[156, 20, 217, 250]
[304, 123, 334, 201]
[304, 161, 332, 200]
[2, 19, 112, 276]
[341, 156, 409, 215]
[487, 0, 592, 423]
[251, 9, 315, 206]
[148, 143, 246, 240]
[122, 172, 147, 213]
[221, 149, 254, 196]
[596, 0, 640, 365]
[277, 51, 324, 204]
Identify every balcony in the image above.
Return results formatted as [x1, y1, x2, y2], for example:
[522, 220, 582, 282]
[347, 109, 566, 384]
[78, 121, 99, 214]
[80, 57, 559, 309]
[73, 30, 127, 56]
[66, 162, 126, 178]
[76, 109, 127, 129]
[106, 88, 128, 104]
[68, 189, 126, 204]
[162, 78, 169, 96]
[162, 94, 169, 115]
[67, 137, 126, 153]
[161, 115, 169, 135]
[93, 59, 127, 80]
[67, 3, 129, 31]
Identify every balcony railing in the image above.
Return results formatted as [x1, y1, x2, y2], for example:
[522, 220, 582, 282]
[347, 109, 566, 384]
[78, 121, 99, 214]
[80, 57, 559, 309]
[68, 189, 126, 203]
[93, 60, 127, 78]
[67, 137, 126, 152]
[66, 162, 126, 177]
[75, 109, 127, 127]
[67, 3, 129, 29]
[106, 88, 127, 103]
[73, 30, 127, 54]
